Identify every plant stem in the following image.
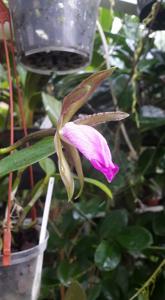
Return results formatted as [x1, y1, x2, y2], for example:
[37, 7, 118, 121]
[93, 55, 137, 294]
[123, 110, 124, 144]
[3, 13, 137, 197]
[131, 1, 162, 127]
[0, 128, 56, 154]
[96, 20, 138, 160]
[129, 259, 165, 300]
[149, 246, 165, 251]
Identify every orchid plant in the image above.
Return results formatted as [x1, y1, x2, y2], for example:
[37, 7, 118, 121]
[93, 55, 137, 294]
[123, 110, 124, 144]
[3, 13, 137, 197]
[53, 69, 128, 200]
[0, 69, 128, 204]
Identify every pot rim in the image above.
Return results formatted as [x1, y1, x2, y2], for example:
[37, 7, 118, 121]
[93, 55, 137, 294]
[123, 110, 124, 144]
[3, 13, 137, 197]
[0, 232, 49, 267]
[19, 46, 90, 75]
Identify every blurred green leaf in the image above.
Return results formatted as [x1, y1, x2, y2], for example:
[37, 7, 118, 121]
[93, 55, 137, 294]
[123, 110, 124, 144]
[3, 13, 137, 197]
[99, 7, 113, 32]
[64, 281, 87, 300]
[42, 267, 57, 286]
[57, 261, 80, 286]
[95, 241, 121, 271]
[117, 226, 153, 251]
[87, 284, 101, 300]
[39, 157, 56, 176]
[153, 212, 165, 236]
[74, 198, 106, 220]
[24, 72, 44, 101]
[100, 209, 128, 239]
[42, 92, 62, 126]
[140, 117, 165, 132]
[0, 137, 55, 177]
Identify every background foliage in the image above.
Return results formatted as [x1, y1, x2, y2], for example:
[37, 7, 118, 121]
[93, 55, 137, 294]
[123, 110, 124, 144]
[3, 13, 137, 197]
[0, 4, 165, 300]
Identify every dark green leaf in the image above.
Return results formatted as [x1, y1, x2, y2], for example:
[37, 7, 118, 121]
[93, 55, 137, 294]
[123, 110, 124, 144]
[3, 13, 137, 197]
[117, 226, 153, 251]
[153, 212, 165, 236]
[87, 284, 101, 300]
[57, 261, 80, 286]
[100, 209, 128, 239]
[95, 241, 121, 271]
[140, 117, 165, 132]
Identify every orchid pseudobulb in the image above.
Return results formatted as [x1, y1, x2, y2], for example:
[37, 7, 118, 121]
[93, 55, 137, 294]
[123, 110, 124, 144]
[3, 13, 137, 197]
[60, 122, 119, 182]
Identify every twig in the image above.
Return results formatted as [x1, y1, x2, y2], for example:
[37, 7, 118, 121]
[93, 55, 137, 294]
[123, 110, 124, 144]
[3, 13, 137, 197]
[96, 20, 138, 160]
[129, 259, 165, 300]
[130, 1, 162, 126]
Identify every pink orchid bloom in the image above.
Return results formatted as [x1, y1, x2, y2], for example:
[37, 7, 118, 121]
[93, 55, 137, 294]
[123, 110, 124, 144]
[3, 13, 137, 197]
[60, 122, 119, 182]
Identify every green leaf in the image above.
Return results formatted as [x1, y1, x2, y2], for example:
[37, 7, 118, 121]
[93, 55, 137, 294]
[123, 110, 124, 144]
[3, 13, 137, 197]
[83, 177, 112, 200]
[57, 261, 81, 286]
[42, 267, 57, 286]
[152, 212, 165, 236]
[140, 117, 165, 132]
[75, 198, 106, 220]
[64, 281, 87, 300]
[117, 226, 153, 251]
[99, 209, 128, 239]
[0, 137, 55, 177]
[99, 7, 113, 32]
[87, 284, 101, 300]
[61, 69, 115, 123]
[39, 157, 56, 176]
[42, 92, 62, 126]
[74, 111, 129, 126]
[95, 241, 121, 271]
[24, 72, 44, 101]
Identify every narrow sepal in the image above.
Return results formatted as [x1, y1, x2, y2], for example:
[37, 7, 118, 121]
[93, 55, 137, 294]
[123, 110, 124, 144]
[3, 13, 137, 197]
[54, 132, 74, 201]
[74, 111, 129, 126]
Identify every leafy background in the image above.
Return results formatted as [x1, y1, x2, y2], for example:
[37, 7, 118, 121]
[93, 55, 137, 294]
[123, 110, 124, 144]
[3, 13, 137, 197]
[0, 3, 165, 300]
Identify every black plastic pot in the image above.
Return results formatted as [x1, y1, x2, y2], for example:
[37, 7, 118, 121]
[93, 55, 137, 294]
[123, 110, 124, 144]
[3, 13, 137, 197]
[9, 0, 100, 75]
[137, 0, 165, 30]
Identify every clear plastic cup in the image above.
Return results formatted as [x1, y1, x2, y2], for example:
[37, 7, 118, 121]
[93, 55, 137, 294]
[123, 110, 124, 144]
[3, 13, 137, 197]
[9, 0, 101, 74]
[0, 234, 48, 300]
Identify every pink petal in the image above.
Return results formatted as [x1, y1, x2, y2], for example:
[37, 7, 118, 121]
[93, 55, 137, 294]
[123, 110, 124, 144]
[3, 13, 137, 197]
[60, 122, 119, 182]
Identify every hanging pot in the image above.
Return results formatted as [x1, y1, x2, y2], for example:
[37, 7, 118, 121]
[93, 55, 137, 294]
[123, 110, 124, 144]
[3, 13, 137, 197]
[9, 0, 100, 75]
[137, 0, 165, 30]
[0, 231, 48, 300]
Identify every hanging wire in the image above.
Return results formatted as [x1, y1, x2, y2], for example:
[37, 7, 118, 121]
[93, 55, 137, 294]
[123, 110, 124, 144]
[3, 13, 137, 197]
[0, 0, 36, 265]
[8, 41, 36, 221]
[0, 1, 14, 266]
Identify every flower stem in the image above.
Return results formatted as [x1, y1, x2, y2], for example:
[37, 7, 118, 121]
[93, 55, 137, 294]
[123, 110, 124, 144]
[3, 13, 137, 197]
[0, 128, 56, 154]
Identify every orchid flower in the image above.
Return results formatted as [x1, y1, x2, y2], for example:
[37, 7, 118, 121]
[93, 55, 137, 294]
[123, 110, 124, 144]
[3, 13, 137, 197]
[54, 69, 129, 200]
[60, 122, 119, 182]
